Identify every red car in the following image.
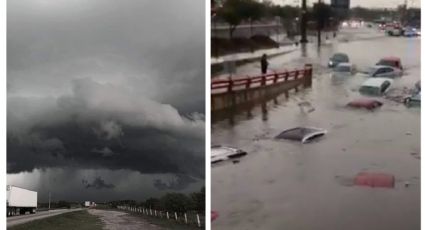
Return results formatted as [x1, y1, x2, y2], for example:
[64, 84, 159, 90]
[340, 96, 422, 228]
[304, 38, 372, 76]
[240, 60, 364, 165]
[347, 99, 383, 110]
[376, 57, 403, 70]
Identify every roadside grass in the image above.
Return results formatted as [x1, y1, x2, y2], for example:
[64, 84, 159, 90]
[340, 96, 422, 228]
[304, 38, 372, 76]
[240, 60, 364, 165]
[8, 210, 103, 230]
[126, 211, 202, 230]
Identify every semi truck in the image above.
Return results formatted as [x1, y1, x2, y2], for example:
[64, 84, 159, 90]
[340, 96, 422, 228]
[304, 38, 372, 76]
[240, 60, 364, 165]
[7, 185, 37, 216]
[84, 201, 96, 208]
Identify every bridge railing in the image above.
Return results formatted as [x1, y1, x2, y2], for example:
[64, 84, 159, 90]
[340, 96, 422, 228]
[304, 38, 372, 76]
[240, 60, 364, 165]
[211, 65, 312, 94]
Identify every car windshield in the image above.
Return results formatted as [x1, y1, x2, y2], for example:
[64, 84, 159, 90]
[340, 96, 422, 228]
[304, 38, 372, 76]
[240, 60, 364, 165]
[332, 54, 348, 62]
[335, 65, 351, 72]
[360, 86, 380, 95]
[369, 67, 380, 75]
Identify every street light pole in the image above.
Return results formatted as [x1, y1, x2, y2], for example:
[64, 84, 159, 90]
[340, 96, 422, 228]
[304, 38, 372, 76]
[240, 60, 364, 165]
[300, 0, 308, 43]
[317, 0, 322, 46]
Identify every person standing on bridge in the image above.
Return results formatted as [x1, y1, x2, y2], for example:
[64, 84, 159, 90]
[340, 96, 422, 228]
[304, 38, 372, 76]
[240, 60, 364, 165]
[261, 54, 268, 75]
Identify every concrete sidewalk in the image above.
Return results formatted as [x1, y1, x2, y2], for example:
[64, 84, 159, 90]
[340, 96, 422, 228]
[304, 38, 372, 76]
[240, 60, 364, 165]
[211, 45, 298, 66]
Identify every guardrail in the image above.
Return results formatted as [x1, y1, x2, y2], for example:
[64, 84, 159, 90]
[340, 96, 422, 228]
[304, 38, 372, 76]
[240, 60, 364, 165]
[117, 206, 204, 228]
[211, 65, 312, 94]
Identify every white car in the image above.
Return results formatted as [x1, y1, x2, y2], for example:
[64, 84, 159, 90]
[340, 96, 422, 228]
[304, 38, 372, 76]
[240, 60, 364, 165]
[369, 65, 402, 78]
[275, 127, 327, 143]
[359, 78, 393, 96]
[211, 146, 247, 164]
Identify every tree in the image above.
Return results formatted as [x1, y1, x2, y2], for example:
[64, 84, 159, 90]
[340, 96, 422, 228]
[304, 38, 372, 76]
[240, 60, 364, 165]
[160, 193, 192, 213]
[313, 2, 333, 45]
[240, 0, 265, 51]
[190, 187, 205, 213]
[217, 0, 245, 39]
[217, 0, 263, 40]
[271, 5, 300, 37]
[241, 1, 265, 37]
[145, 197, 161, 210]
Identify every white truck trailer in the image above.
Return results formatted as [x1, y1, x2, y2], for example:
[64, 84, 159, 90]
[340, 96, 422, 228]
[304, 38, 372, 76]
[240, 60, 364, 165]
[84, 201, 91, 207]
[7, 185, 37, 216]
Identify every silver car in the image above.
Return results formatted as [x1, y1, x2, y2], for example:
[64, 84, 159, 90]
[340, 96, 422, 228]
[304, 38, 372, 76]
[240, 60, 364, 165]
[369, 65, 402, 78]
[404, 91, 421, 107]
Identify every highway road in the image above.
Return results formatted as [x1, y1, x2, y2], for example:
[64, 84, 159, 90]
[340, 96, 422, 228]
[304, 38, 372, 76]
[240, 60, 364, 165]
[7, 208, 83, 228]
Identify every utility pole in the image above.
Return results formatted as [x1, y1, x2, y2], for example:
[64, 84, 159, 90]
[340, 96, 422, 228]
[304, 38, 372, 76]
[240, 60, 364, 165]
[300, 0, 308, 43]
[48, 192, 51, 211]
[401, 0, 407, 25]
[317, 0, 322, 46]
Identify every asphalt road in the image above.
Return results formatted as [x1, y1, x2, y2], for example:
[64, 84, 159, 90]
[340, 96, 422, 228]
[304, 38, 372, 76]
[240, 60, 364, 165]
[7, 208, 83, 228]
[212, 27, 420, 230]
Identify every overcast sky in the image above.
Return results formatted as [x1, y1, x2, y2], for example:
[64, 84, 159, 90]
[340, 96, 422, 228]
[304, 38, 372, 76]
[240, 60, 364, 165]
[272, 0, 421, 8]
[7, 0, 205, 202]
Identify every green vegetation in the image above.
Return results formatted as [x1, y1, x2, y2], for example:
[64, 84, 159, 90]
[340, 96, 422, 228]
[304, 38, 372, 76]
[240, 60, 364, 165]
[37, 201, 82, 210]
[9, 210, 103, 230]
[128, 212, 200, 230]
[108, 187, 205, 214]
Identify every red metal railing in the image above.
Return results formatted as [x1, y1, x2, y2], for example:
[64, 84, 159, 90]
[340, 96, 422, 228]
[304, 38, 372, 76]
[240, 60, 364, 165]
[211, 67, 312, 94]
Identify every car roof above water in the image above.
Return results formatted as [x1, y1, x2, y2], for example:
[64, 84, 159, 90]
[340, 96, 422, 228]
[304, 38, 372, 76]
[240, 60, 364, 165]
[380, 56, 401, 61]
[361, 78, 393, 87]
[336, 63, 352, 67]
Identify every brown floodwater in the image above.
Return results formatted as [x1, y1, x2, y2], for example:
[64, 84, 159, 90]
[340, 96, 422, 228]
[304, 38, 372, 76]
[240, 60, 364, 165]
[212, 28, 420, 230]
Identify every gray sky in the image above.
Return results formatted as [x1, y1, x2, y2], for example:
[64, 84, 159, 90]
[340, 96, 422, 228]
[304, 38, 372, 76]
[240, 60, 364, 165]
[7, 0, 205, 202]
[272, 0, 421, 8]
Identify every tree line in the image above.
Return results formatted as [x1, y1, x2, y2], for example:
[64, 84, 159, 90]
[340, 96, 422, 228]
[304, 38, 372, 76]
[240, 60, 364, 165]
[213, 0, 421, 39]
[108, 187, 205, 214]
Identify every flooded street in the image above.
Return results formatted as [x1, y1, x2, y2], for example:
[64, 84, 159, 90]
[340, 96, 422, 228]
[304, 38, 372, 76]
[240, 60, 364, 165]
[211, 28, 420, 230]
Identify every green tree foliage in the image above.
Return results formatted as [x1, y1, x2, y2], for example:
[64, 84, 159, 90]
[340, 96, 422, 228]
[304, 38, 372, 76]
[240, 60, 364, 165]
[313, 3, 333, 30]
[159, 193, 192, 213]
[271, 5, 299, 20]
[190, 187, 205, 213]
[108, 187, 205, 213]
[217, 0, 265, 39]
[271, 5, 300, 37]
[145, 197, 161, 210]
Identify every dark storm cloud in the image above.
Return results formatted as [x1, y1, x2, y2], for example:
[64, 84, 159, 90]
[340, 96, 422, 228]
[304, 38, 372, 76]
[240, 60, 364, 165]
[7, 0, 205, 195]
[153, 174, 198, 191]
[82, 177, 115, 190]
[8, 78, 205, 178]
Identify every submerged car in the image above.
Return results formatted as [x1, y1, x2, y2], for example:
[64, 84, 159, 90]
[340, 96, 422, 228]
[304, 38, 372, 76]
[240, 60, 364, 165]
[415, 80, 420, 92]
[328, 53, 349, 68]
[376, 57, 403, 70]
[403, 27, 419, 37]
[347, 98, 383, 110]
[354, 172, 395, 188]
[275, 127, 327, 143]
[404, 91, 420, 107]
[359, 78, 393, 96]
[211, 146, 247, 164]
[333, 63, 355, 75]
[369, 65, 402, 78]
